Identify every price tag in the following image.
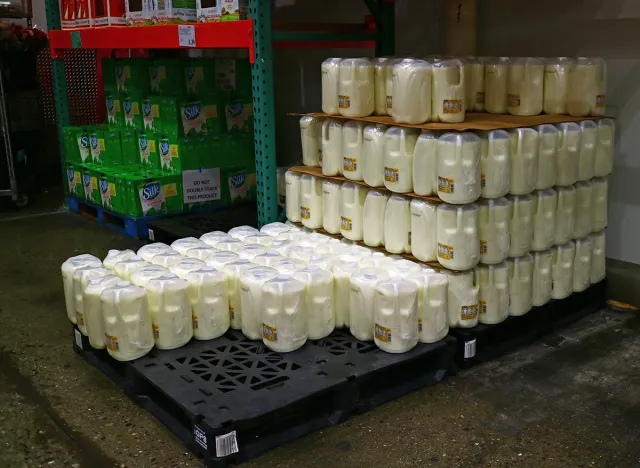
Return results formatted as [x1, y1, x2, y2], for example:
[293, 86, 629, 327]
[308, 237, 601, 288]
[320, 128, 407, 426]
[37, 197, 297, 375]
[178, 25, 196, 48]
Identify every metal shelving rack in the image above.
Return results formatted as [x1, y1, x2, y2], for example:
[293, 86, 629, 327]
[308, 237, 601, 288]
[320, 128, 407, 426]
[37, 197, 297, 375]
[44, 0, 396, 226]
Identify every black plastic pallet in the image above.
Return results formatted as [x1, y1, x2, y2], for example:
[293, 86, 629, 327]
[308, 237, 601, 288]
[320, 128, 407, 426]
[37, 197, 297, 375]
[72, 328, 455, 467]
[448, 280, 607, 368]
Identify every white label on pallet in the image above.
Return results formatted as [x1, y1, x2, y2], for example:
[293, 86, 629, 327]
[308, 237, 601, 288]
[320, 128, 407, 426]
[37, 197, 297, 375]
[464, 339, 476, 359]
[215, 430, 239, 457]
[148, 228, 155, 241]
[183, 168, 221, 204]
[178, 25, 196, 47]
[74, 329, 83, 350]
[194, 425, 207, 450]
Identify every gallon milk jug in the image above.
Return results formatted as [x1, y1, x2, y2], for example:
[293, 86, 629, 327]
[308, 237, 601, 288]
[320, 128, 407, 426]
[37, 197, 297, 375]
[478, 198, 510, 265]
[114, 256, 151, 282]
[446, 270, 479, 328]
[321, 57, 342, 115]
[322, 119, 343, 176]
[485, 56, 510, 114]
[261, 222, 291, 237]
[350, 268, 390, 341]
[137, 243, 172, 262]
[271, 239, 296, 256]
[436, 203, 480, 271]
[391, 58, 432, 124]
[205, 250, 240, 271]
[342, 120, 367, 181]
[300, 116, 321, 167]
[316, 238, 346, 256]
[236, 244, 269, 261]
[293, 265, 335, 340]
[437, 132, 481, 204]
[374, 277, 419, 353]
[385, 58, 402, 116]
[130, 265, 170, 288]
[507, 194, 534, 257]
[228, 225, 259, 241]
[322, 179, 342, 234]
[574, 181, 593, 239]
[299, 174, 323, 229]
[372, 57, 390, 115]
[578, 120, 597, 181]
[509, 127, 538, 195]
[413, 131, 441, 196]
[508, 254, 534, 316]
[410, 199, 438, 262]
[223, 259, 254, 329]
[150, 250, 184, 269]
[387, 259, 422, 279]
[340, 182, 367, 241]
[296, 232, 332, 249]
[170, 258, 206, 279]
[186, 267, 230, 340]
[146, 273, 192, 349]
[555, 185, 576, 245]
[278, 166, 287, 207]
[331, 259, 359, 328]
[384, 195, 411, 254]
[185, 246, 217, 261]
[363, 190, 389, 247]
[239, 266, 279, 340]
[551, 241, 575, 299]
[532, 249, 553, 306]
[543, 57, 573, 115]
[73, 266, 112, 332]
[591, 177, 608, 232]
[62, 254, 102, 324]
[477, 129, 509, 199]
[338, 58, 374, 117]
[591, 230, 606, 284]
[412, 271, 449, 343]
[261, 275, 307, 352]
[595, 118, 615, 177]
[536, 124, 559, 190]
[476, 262, 509, 325]
[273, 258, 307, 275]
[101, 281, 154, 361]
[308, 254, 333, 270]
[384, 127, 419, 193]
[573, 236, 593, 293]
[284, 245, 315, 263]
[531, 189, 557, 252]
[104, 249, 136, 270]
[244, 233, 275, 248]
[83, 275, 121, 349]
[431, 58, 465, 123]
[171, 237, 207, 255]
[362, 124, 388, 187]
[285, 170, 302, 222]
[463, 57, 485, 112]
[567, 57, 606, 117]
[200, 231, 232, 248]
[359, 252, 394, 270]
[216, 237, 244, 253]
[253, 250, 286, 268]
[507, 57, 544, 116]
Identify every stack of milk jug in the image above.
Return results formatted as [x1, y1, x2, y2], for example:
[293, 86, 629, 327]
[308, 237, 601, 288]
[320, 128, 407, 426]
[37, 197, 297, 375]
[61, 223, 452, 360]
[320, 56, 606, 123]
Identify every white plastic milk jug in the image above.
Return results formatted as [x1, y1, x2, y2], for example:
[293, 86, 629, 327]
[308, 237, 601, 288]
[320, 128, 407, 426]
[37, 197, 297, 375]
[509, 127, 538, 195]
[372, 57, 390, 115]
[62, 254, 102, 324]
[340, 182, 367, 241]
[384, 195, 411, 254]
[137, 243, 172, 262]
[386, 259, 421, 280]
[431, 58, 465, 123]
[244, 233, 275, 248]
[73, 266, 112, 332]
[228, 225, 259, 241]
[410, 199, 438, 262]
[170, 258, 206, 279]
[284, 245, 315, 263]
[595, 118, 615, 177]
[237, 244, 269, 261]
[463, 57, 485, 112]
[300, 116, 321, 167]
[216, 238, 244, 253]
[531, 189, 557, 252]
[185, 246, 217, 261]
[350, 268, 390, 341]
[476, 262, 509, 325]
[293, 265, 335, 340]
[591, 177, 608, 232]
[532, 249, 553, 306]
[146, 273, 193, 349]
[507, 194, 534, 257]
[578, 120, 597, 181]
[239, 266, 279, 340]
[114, 256, 151, 282]
[205, 251, 239, 271]
[261, 222, 291, 237]
[446, 270, 479, 328]
[104, 249, 136, 270]
[150, 250, 184, 269]
[555, 186, 576, 245]
[478, 129, 509, 199]
[342, 120, 367, 180]
[411, 271, 449, 343]
[253, 250, 286, 268]
[338, 58, 374, 117]
[590, 230, 606, 284]
[130, 265, 170, 288]
[321, 57, 342, 115]
[200, 231, 232, 248]
[223, 259, 254, 329]
[391, 58, 432, 124]
[299, 174, 323, 229]
[508, 254, 534, 316]
[101, 281, 154, 361]
[171, 237, 207, 255]
[331, 259, 359, 328]
[384, 127, 419, 193]
[507, 57, 544, 116]
[373, 277, 419, 353]
[186, 267, 229, 340]
[359, 252, 394, 270]
[273, 258, 306, 275]
[285, 170, 301, 222]
[362, 124, 387, 187]
[83, 275, 121, 349]
[261, 274, 307, 352]
[556, 122, 581, 186]
[543, 57, 573, 115]
[436, 203, 480, 271]
[322, 119, 343, 176]
[551, 241, 575, 299]
[385, 58, 402, 116]
[478, 198, 510, 265]
[437, 132, 481, 204]
[536, 124, 559, 190]
[484, 57, 510, 114]
[363, 190, 389, 248]
[574, 181, 593, 239]
[573, 236, 593, 293]
[322, 179, 342, 234]
[413, 131, 440, 197]
[567, 57, 606, 117]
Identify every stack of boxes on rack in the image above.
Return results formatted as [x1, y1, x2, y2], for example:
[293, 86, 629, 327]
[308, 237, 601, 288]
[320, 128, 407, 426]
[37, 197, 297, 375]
[64, 56, 255, 217]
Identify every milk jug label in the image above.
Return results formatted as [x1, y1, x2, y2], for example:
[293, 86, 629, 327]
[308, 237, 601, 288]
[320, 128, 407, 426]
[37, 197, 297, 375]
[338, 95, 351, 109]
[443, 99, 463, 114]
[480, 240, 488, 254]
[418, 318, 423, 332]
[105, 333, 119, 351]
[438, 176, 454, 194]
[596, 95, 606, 108]
[341, 217, 353, 232]
[192, 315, 199, 330]
[437, 243, 454, 260]
[479, 300, 487, 315]
[374, 323, 392, 343]
[153, 324, 159, 339]
[139, 181, 165, 215]
[300, 206, 311, 220]
[263, 324, 277, 342]
[476, 92, 485, 105]
[481, 173, 486, 188]
[229, 305, 235, 321]
[386, 95, 392, 109]
[343, 157, 357, 172]
[507, 94, 521, 108]
[384, 167, 399, 183]
[461, 303, 479, 320]
[76, 311, 85, 327]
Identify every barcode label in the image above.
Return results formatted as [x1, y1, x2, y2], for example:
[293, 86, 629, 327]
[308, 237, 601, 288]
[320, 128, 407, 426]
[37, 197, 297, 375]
[194, 425, 208, 449]
[215, 430, 239, 457]
[464, 339, 476, 358]
[148, 228, 155, 241]
[74, 329, 83, 350]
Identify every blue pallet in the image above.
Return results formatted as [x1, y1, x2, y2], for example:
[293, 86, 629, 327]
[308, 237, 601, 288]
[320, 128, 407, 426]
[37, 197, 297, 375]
[66, 196, 233, 240]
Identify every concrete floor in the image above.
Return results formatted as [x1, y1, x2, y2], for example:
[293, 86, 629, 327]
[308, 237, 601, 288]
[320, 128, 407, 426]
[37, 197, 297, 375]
[1, 209, 639, 468]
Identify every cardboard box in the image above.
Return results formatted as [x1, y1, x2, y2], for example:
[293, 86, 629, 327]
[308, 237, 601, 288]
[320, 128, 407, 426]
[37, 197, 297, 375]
[125, 0, 149, 25]
[196, 0, 219, 23]
[104, 87, 124, 128]
[138, 131, 160, 169]
[90, 0, 126, 26]
[66, 162, 84, 199]
[151, 0, 196, 24]
[115, 59, 151, 95]
[81, 164, 101, 204]
[122, 96, 143, 129]
[76, 0, 91, 26]
[76, 129, 93, 164]
[98, 169, 125, 212]
[120, 129, 139, 165]
[180, 98, 222, 136]
[63, 126, 83, 163]
[61, 0, 77, 29]
[122, 171, 182, 217]
[219, 0, 247, 21]
[102, 130, 124, 166]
